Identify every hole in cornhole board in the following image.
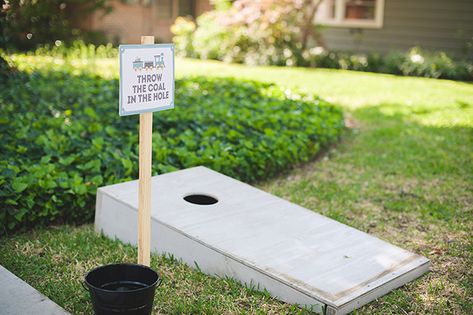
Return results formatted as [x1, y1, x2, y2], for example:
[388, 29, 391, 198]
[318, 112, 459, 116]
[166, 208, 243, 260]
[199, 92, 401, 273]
[183, 194, 218, 205]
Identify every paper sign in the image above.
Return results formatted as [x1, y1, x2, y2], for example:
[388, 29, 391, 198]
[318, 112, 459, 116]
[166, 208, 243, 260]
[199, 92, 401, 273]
[119, 44, 175, 116]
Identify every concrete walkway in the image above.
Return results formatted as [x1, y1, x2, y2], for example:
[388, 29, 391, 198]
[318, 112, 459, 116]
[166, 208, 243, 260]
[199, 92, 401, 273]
[0, 265, 70, 315]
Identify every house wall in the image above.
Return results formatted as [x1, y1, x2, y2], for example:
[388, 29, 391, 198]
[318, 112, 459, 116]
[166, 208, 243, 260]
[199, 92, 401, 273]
[84, 0, 211, 44]
[320, 0, 473, 58]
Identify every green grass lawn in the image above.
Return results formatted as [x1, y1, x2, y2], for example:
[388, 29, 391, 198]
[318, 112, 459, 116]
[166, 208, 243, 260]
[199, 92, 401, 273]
[1, 57, 472, 314]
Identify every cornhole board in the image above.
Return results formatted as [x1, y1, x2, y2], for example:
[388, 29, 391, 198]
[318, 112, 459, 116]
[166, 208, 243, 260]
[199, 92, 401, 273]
[95, 166, 429, 315]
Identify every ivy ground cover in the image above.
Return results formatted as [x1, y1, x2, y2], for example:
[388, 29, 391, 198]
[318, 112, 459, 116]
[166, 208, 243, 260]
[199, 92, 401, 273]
[0, 56, 343, 233]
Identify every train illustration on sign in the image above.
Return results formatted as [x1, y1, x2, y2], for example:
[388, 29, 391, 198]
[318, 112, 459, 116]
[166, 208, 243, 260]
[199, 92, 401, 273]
[133, 53, 165, 71]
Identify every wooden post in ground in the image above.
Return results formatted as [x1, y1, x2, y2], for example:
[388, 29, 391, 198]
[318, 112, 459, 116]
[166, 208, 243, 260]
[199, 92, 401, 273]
[138, 35, 154, 266]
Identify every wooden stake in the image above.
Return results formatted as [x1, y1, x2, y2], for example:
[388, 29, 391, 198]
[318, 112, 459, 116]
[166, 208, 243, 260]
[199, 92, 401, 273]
[138, 35, 154, 266]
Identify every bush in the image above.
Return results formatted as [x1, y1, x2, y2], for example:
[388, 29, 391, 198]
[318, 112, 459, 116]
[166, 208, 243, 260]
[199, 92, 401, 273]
[0, 59, 344, 233]
[33, 40, 117, 59]
[172, 4, 473, 81]
[0, 53, 17, 80]
[0, 0, 111, 51]
[171, 17, 196, 58]
[173, 0, 324, 66]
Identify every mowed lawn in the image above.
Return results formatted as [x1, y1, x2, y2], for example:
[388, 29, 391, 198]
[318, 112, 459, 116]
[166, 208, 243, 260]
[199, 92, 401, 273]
[1, 57, 472, 314]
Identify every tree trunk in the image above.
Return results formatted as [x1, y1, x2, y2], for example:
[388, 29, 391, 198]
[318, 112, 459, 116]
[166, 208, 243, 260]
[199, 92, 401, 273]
[301, 0, 326, 49]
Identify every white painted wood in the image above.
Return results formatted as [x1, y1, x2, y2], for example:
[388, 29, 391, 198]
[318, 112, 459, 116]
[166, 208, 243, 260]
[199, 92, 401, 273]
[95, 166, 430, 314]
[316, 0, 385, 29]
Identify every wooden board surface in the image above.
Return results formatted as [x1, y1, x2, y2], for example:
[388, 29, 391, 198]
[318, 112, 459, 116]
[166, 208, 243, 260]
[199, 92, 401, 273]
[96, 166, 429, 314]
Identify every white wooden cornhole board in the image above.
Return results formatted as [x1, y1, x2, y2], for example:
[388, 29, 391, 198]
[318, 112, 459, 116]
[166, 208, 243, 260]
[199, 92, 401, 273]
[95, 166, 429, 315]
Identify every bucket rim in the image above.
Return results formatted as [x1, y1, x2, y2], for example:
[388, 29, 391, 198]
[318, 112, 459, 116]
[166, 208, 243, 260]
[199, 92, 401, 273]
[84, 263, 161, 293]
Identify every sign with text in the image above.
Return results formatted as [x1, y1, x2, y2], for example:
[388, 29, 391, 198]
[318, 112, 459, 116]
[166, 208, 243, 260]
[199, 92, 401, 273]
[119, 44, 175, 116]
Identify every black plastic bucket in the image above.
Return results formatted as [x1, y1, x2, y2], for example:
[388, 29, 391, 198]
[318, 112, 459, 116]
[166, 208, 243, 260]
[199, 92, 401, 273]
[83, 263, 161, 315]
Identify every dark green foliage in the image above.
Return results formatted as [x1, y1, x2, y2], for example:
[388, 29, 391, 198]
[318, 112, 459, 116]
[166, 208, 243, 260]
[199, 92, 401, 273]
[0, 0, 111, 50]
[0, 54, 17, 80]
[172, 14, 473, 81]
[0, 67, 344, 233]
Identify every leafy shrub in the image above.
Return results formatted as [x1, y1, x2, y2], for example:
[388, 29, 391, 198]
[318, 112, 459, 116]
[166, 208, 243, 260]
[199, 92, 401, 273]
[192, 12, 232, 61]
[0, 60, 344, 233]
[378, 47, 473, 80]
[0, 53, 17, 80]
[173, 0, 324, 66]
[33, 40, 117, 59]
[0, 0, 111, 51]
[172, 4, 473, 81]
[171, 17, 196, 58]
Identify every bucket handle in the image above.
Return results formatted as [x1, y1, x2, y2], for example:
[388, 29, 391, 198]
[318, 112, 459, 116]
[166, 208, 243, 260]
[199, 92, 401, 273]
[81, 281, 89, 292]
[81, 277, 162, 292]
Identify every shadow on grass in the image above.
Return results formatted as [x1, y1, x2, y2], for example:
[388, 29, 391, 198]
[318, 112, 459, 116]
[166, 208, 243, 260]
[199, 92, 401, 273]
[345, 104, 472, 222]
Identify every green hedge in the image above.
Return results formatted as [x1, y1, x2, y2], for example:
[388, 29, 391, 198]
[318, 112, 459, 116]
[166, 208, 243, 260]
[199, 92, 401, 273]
[1, 0, 111, 50]
[0, 61, 344, 233]
[172, 15, 473, 81]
